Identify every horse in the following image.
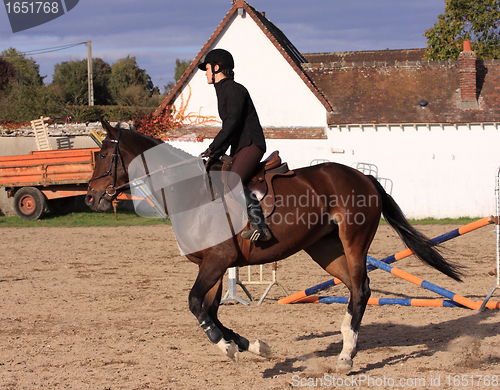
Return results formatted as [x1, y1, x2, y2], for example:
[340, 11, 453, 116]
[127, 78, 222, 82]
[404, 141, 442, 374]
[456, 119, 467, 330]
[85, 119, 462, 372]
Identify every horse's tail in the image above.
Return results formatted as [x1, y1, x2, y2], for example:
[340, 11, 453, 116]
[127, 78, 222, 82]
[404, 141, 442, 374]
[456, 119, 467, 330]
[367, 175, 463, 282]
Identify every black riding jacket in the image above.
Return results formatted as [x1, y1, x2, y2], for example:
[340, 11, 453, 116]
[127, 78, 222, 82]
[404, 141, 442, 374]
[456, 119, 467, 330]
[208, 78, 266, 157]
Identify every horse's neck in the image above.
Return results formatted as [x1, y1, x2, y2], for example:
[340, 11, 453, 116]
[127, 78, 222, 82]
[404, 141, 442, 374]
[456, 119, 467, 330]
[127, 133, 163, 160]
[125, 132, 200, 176]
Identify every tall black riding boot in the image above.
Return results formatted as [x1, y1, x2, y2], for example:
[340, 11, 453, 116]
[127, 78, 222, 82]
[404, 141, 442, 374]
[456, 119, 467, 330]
[241, 188, 272, 242]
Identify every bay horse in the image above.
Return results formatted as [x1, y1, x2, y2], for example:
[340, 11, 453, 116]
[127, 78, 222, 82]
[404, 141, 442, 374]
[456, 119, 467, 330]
[85, 119, 462, 372]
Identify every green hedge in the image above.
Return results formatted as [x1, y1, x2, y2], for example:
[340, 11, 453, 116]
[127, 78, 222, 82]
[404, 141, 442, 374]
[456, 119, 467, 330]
[0, 82, 157, 123]
[68, 105, 155, 122]
[0, 105, 156, 124]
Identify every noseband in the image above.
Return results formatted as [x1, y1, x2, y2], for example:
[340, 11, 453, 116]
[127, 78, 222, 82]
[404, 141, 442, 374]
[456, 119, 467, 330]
[88, 127, 128, 201]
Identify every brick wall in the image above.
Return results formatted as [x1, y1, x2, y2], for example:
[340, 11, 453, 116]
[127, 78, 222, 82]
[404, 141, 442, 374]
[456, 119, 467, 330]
[172, 126, 327, 140]
[459, 50, 477, 103]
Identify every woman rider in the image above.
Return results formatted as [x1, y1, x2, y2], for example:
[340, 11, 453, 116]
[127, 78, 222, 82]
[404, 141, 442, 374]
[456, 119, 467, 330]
[199, 48, 272, 242]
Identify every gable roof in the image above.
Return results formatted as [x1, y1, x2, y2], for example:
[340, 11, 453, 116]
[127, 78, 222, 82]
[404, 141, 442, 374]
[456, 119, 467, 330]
[154, 0, 332, 117]
[155, 3, 500, 127]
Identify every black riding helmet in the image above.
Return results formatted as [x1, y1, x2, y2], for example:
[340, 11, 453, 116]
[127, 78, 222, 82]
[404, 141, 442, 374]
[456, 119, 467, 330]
[198, 49, 234, 83]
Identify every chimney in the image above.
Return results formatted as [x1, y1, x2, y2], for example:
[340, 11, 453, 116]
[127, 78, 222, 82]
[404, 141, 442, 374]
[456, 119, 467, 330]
[458, 40, 477, 105]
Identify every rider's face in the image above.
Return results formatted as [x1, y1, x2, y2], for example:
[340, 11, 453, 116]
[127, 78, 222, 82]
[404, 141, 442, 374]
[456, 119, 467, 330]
[205, 63, 220, 84]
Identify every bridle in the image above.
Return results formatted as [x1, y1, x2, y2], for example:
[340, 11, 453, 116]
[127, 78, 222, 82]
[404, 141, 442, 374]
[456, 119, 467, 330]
[87, 127, 128, 202]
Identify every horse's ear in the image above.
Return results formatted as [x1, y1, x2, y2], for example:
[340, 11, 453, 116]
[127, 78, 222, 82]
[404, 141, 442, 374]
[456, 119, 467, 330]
[100, 117, 118, 139]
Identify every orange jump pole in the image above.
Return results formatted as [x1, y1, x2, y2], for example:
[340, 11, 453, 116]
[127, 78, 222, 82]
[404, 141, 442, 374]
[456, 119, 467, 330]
[366, 256, 483, 310]
[301, 256, 500, 309]
[297, 295, 500, 309]
[279, 216, 494, 305]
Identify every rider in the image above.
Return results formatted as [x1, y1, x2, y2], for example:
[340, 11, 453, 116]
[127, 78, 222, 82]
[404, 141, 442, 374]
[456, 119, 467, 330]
[199, 48, 272, 242]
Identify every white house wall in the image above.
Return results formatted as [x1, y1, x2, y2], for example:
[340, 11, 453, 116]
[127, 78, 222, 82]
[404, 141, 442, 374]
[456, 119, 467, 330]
[172, 10, 326, 128]
[166, 7, 499, 219]
[167, 122, 499, 219]
[165, 138, 331, 170]
[327, 123, 500, 219]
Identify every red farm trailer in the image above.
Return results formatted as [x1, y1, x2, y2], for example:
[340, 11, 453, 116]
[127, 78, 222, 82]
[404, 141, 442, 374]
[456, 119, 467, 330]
[0, 148, 131, 220]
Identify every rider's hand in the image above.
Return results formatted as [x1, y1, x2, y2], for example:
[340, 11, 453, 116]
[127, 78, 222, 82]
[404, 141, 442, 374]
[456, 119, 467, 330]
[201, 148, 214, 158]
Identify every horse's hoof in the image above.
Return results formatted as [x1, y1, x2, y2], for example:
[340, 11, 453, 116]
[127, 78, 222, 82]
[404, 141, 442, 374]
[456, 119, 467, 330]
[336, 358, 353, 373]
[216, 339, 240, 361]
[248, 340, 272, 358]
[227, 340, 239, 361]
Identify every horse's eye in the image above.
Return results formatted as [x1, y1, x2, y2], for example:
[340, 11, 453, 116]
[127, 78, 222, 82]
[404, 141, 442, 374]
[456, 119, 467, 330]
[100, 153, 108, 159]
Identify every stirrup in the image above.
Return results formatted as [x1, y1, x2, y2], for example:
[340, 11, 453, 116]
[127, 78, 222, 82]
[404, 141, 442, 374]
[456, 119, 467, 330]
[241, 225, 272, 242]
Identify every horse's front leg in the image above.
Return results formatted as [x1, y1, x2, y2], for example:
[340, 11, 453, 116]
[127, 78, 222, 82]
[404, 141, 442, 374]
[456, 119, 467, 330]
[203, 276, 272, 359]
[189, 260, 240, 359]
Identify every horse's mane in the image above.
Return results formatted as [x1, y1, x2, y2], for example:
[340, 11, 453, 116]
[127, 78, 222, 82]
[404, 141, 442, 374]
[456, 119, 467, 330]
[114, 121, 196, 161]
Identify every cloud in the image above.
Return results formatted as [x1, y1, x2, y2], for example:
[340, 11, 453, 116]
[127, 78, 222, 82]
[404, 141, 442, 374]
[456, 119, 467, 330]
[0, 0, 445, 85]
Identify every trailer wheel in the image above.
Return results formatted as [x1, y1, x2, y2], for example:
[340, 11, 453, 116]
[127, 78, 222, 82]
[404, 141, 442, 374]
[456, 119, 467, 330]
[13, 187, 47, 220]
[48, 196, 76, 215]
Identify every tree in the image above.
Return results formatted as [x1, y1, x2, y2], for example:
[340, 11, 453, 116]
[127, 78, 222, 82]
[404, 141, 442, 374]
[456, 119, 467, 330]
[52, 58, 112, 105]
[0, 57, 16, 91]
[174, 58, 191, 81]
[91, 58, 113, 105]
[162, 58, 192, 96]
[0, 48, 56, 122]
[1, 47, 44, 86]
[52, 59, 88, 106]
[118, 85, 161, 108]
[0, 81, 63, 122]
[424, 0, 500, 60]
[109, 55, 155, 105]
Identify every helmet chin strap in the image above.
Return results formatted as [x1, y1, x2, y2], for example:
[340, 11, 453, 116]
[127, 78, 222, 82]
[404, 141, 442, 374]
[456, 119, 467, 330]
[211, 62, 224, 84]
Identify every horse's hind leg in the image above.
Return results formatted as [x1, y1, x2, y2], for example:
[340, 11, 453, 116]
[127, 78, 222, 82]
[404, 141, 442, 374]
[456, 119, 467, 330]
[305, 231, 372, 373]
[337, 264, 370, 372]
[336, 216, 378, 372]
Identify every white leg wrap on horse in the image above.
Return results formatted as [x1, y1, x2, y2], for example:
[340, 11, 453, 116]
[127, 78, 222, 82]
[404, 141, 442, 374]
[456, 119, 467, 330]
[216, 339, 239, 361]
[339, 312, 358, 361]
[248, 340, 272, 358]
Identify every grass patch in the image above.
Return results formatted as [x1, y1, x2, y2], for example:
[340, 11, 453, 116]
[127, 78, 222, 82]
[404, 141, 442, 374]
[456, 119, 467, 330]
[0, 211, 482, 228]
[379, 217, 480, 225]
[0, 210, 169, 228]
[408, 217, 479, 225]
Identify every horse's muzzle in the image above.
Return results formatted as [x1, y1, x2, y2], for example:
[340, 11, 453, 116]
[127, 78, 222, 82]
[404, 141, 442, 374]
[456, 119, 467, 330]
[85, 192, 112, 212]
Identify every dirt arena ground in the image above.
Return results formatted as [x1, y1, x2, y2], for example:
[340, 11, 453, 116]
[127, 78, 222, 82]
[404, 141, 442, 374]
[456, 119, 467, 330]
[1, 222, 499, 389]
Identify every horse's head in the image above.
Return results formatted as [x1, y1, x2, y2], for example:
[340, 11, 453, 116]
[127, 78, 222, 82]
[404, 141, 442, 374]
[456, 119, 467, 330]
[85, 118, 160, 212]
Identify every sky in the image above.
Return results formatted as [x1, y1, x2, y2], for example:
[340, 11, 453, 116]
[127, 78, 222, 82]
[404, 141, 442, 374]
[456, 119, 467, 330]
[0, 0, 446, 88]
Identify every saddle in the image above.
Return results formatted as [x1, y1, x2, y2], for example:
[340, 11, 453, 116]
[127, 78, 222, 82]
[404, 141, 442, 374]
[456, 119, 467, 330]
[233, 151, 295, 218]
